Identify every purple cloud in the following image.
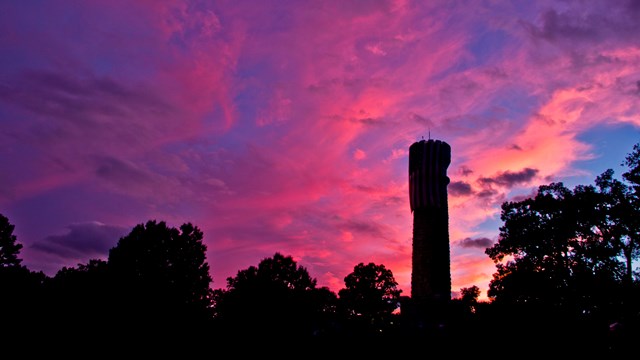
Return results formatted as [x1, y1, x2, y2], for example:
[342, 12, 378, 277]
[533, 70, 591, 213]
[458, 237, 494, 249]
[479, 168, 539, 188]
[31, 222, 128, 260]
[524, 0, 640, 45]
[449, 181, 473, 197]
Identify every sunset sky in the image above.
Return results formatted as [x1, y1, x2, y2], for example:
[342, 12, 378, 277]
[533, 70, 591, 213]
[2, 0, 640, 300]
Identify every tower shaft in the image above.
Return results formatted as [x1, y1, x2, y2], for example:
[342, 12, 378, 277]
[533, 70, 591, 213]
[409, 139, 451, 307]
[411, 207, 450, 303]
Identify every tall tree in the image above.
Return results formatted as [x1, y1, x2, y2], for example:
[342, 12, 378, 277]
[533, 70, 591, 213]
[0, 213, 22, 268]
[591, 170, 634, 285]
[485, 182, 581, 306]
[0, 214, 48, 333]
[622, 142, 640, 191]
[621, 143, 640, 285]
[338, 262, 402, 334]
[485, 143, 640, 338]
[108, 220, 213, 327]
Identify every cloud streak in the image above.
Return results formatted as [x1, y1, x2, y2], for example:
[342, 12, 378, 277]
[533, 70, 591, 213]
[31, 222, 128, 261]
[457, 237, 494, 249]
[479, 168, 539, 188]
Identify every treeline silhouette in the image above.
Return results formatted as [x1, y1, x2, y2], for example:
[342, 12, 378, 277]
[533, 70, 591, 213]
[2, 143, 640, 352]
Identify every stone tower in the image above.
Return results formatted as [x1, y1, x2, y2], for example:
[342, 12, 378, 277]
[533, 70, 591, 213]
[409, 139, 451, 315]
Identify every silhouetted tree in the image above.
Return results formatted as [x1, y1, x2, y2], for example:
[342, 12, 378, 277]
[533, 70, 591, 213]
[107, 220, 213, 330]
[0, 213, 22, 268]
[484, 144, 640, 350]
[454, 285, 481, 320]
[620, 145, 640, 285]
[47, 259, 112, 328]
[212, 252, 338, 337]
[338, 262, 401, 335]
[485, 181, 629, 310]
[486, 182, 578, 305]
[0, 213, 48, 332]
[622, 142, 640, 190]
[444, 285, 488, 344]
[460, 285, 480, 305]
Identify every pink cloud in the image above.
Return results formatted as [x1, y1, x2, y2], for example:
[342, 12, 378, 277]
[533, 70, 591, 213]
[353, 149, 367, 160]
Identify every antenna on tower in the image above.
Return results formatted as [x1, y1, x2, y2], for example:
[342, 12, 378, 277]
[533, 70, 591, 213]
[428, 129, 431, 140]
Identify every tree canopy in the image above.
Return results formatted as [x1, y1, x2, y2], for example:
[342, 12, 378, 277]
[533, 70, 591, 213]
[460, 285, 480, 305]
[0, 213, 22, 268]
[485, 143, 640, 330]
[212, 252, 337, 337]
[338, 262, 402, 334]
[0, 214, 47, 331]
[108, 220, 213, 326]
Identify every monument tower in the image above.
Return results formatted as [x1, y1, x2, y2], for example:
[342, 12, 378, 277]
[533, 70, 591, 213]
[408, 138, 451, 316]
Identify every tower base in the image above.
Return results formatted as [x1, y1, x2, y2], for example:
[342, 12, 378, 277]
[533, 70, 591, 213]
[400, 296, 450, 332]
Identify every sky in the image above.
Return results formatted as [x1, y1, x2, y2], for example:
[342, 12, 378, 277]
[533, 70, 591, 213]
[1, 0, 640, 300]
